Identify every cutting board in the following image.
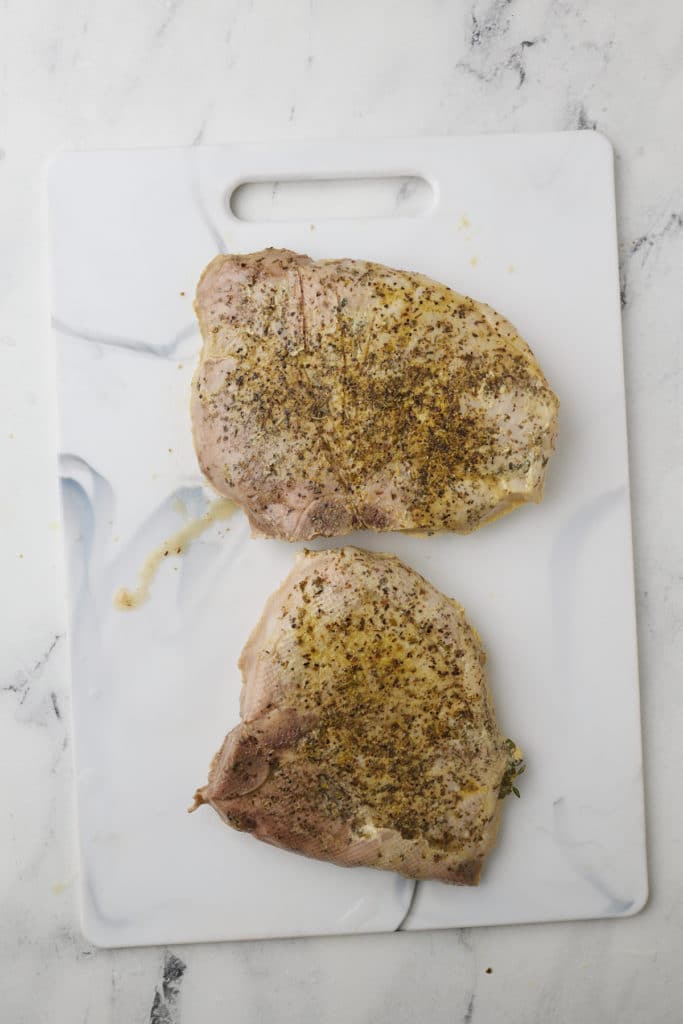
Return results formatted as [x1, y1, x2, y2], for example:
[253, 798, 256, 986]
[49, 134, 647, 947]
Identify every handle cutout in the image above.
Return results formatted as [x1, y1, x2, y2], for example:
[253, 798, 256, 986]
[229, 176, 433, 222]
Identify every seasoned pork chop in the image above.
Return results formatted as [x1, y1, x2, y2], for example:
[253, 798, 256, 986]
[192, 249, 559, 540]
[192, 548, 523, 884]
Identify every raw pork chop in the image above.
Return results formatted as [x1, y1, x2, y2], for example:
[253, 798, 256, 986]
[192, 249, 559, 540]
[192, 547, 523, 885]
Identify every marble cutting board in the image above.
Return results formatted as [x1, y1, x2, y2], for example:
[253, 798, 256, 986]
[49, 134, 647, 947]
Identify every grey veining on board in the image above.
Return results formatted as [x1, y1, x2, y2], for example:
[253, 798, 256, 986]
[1, 0, 682, 1021]
[548, 487, 638, 917]
[53, 317, 200, 361]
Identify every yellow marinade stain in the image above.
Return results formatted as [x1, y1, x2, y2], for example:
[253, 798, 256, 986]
[114, 498, 237, 610]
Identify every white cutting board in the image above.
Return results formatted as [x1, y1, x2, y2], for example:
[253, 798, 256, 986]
[49, 134, 647, 947]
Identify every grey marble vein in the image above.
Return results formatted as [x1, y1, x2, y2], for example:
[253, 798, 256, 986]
[153, 0, 184, 42]
[189, 151, 227, 255]
[620, 209, 683, 308]
[50, 690, 61, 719]
[192, 119, 208, 146]
[571, 102, 598, 131]
[456, 0, 543, 89]
[469, 0, 514, 48]
[52, 316, 199, 361]
[1, 633, 64, 724]
[553, 798, 634, 916]
[458, 36, 540, 88]
[549, 490, 642, 915]
[395, 881, 419, 931]
[149, 950, 187, 1024]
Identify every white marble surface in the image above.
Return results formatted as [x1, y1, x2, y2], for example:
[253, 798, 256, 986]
[0, 0, 681, 1020]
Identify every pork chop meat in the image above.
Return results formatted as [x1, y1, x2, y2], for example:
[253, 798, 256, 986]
[192, 547, 523, 885]
[192, 249, 559, 540]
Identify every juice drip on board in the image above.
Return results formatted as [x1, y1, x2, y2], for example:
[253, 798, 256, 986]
[114, 499, 237, 610]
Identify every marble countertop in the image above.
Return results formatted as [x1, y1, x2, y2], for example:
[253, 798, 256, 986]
[1, 1, 681, 1021]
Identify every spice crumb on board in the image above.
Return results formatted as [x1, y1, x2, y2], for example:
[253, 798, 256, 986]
[485, 967, 493, 974]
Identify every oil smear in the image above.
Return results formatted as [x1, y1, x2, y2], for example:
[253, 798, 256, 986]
[114, 498, 237, 610]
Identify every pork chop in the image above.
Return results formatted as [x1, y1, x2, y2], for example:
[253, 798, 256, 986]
[192, 249, 559, 540]
[192, 547, 524, 884]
